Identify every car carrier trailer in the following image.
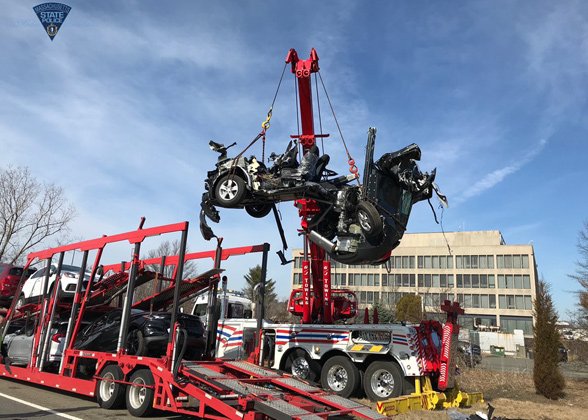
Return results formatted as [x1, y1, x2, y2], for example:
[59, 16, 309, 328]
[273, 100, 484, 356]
[0, 220, 387, 419]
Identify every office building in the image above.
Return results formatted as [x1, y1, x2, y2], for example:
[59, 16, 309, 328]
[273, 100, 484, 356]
[291, 231, 537, 335]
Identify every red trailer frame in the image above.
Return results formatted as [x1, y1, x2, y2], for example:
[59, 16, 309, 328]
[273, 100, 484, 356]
[0, 220, 386, 419]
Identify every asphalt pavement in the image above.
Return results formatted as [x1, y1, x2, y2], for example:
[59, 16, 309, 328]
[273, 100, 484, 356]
[0, 377, 187, 420]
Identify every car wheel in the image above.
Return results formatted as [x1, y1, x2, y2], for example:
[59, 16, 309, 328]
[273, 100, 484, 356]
[126, 369, 154, 417]
[126, 329, 147, 356]
[363, 361, 403, 401]
[357, 201, 383, 243]
[320, 355, 360, 398]
[15, 294, 25, 310]
[96, 364, 126, 409]
[214, 175, 246, 207]
[245, 204, 273, 218]
[284, 349, 320, 382]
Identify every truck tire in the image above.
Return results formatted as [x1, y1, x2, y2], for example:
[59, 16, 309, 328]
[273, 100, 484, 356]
[96, 364, 126, 409]
[363, 360, 403, 401]
[126, 369, 155, 417]
[320, 355, 360, 398]
[284, 349, 320, 382]
[215, 175, 246, 207]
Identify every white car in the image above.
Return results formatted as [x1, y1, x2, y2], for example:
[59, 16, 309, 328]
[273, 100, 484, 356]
[16, 264, 93, 308]
[2, 320, 67, 367]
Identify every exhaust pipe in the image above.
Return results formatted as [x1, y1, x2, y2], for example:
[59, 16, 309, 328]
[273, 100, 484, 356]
[308, 230, 336, 253]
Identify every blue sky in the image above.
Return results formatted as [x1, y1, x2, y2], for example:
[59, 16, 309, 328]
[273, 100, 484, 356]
[1, 1, 587, 317]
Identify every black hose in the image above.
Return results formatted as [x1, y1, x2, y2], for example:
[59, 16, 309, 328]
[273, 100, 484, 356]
[172, 328, 188, 381]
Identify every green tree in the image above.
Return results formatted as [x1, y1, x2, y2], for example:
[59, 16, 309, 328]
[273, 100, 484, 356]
[533, 279, 565, 399]
[372, 301, 395, 324]
[395, 294, 423, 323]
[569, 220, 588, 317]
[242, 265, 277, 305]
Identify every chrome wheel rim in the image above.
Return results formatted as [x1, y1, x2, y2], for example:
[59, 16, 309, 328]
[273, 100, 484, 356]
[358, 210, 372, 232]
[291, 356, 310, 379]
[129, 377, 146, 408]
[326, 365, 348, 391]
[370, 368, 395, 398]
[99, 372, 115, 401]
[219, 179, 239, 201]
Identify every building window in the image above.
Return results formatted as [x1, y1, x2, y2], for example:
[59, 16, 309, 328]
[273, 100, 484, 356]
[424, 256, 432, 269]
[489, 294, 496, 308]
[432, 274, 440, 288]
[500, 316, 533, 335]
[448, 274, 454, 288]
[522, 255, 529, 269]
[488, 275, 495, 288]
[525, 295, 532, 310]
[418, 256, 424, 269]
[410, 274, 416, 287]
[523, 275, 530, 289]
[497, 255, 504, 269]
[447, 256, 454, 269]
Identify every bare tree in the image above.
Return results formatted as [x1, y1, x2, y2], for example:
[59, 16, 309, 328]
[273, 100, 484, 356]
[569, 220, 588, 318]
[132, 240, 200, 304]
[0, 166, 75, 264]
[143, 239, 198, 279]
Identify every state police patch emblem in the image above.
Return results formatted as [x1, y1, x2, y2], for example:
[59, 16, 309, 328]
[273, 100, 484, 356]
[33, 3, 71, 41]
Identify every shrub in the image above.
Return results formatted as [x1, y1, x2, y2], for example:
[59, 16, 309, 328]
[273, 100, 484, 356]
[533, 279, 565, 399]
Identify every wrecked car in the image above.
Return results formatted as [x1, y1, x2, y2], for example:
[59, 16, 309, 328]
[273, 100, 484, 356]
[200, 128, 446, 265]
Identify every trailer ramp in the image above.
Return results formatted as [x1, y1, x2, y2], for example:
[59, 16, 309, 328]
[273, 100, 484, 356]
[176, 360, 387, 419]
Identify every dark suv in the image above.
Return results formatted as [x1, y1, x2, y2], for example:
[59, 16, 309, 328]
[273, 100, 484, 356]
[0, 264, 34, 307]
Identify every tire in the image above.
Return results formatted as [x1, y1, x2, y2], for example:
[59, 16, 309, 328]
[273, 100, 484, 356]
[126, 369, 155, 417]
[96, 364, 126, 409]
[15, 295, 25, 310]
[320, 356, 360, 398]
[363, 361, 403, 401]
[214, 175, 246, 207]
[284, 349, 320, 382]
[357, 201, 383, 243]
[245, 204, 272, 218]
[126, 329, 147, 356]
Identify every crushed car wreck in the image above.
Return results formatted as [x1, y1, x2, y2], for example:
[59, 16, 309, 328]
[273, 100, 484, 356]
[200, 127, 447, 265]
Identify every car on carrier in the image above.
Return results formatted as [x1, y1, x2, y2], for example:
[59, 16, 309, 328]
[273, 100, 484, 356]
[1, 318, 89, 369]
[74, 309, 206, 359]
[16, 264, 93, 308]
[0, 264, 35, 307]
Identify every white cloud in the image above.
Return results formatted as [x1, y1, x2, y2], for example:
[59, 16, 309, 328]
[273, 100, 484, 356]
[455, 138, 548, 204]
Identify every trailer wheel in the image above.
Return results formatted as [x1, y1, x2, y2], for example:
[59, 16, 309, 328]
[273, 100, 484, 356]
[363, 361, 403, 401]
[96, 365, 126, 409]
[126, 369, 155, 417]
[215, 175, 246, 207]
[284, 349, 319, 382]
[320, 356, 360, 398]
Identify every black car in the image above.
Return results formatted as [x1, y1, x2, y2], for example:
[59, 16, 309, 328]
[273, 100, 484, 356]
[74, 309, 205, 359]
